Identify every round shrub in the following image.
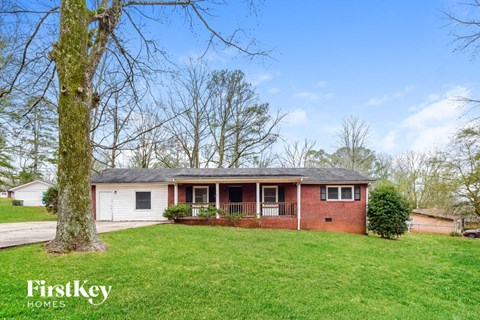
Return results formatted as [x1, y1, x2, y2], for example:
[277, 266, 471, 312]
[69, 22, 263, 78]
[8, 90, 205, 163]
[163, 204, 192, 220]
[367, 183, 411, 239]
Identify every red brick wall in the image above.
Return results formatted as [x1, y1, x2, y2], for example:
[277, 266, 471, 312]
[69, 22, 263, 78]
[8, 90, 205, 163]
[300, 184, 367, 235]
[167, 182, 368, 235]
[178, 217, 297, 230]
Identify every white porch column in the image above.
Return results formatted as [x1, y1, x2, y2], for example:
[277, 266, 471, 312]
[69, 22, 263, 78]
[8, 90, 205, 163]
[297, 180, 302, 231]
[215, 183, 220, 219]
[174, 182, 178, 205]
[256, 182, 261, 218]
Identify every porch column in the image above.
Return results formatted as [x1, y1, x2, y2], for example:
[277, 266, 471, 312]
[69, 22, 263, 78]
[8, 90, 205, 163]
[297, 180, 302, 231]
[256, 182, 261, 218]
[174, 182, 178, 205]
[215, 182, 220, 219]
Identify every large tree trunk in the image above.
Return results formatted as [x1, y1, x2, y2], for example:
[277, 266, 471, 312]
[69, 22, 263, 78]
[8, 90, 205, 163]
[46, 1, 105, 253]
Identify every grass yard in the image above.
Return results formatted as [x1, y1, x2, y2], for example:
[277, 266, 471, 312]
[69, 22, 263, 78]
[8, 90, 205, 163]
[0, 198, 56, 223]
[1, 225, 479, 319]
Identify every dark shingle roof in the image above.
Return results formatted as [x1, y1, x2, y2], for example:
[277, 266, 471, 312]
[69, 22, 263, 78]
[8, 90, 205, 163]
[91, 168, 373, 184]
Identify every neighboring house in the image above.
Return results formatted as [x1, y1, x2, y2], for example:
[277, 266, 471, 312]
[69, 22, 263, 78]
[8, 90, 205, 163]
[409, 208, 464, 234]
[9, 180, 53, 206]
[91, 168, 373, 234]
[0, 189, 8, 198]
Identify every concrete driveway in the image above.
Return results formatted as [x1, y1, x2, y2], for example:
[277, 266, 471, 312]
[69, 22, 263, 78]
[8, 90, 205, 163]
[0, 221, 169, 249]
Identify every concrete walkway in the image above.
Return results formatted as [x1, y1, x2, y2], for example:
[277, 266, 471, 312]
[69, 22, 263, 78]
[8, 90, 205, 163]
[0, 221, 168, 249]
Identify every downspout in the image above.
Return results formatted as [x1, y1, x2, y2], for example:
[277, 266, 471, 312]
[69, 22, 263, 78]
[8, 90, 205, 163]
[297, 178, 302, 231]
[365, 183, 370, 234]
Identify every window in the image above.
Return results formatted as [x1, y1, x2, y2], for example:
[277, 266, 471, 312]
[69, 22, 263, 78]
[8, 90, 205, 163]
[136, 192, 151, 210]
[263, 186, 278, 203]
[326, 186, 353, 201]
[354, 186, 361, 201]
[193, 187, 208, 203]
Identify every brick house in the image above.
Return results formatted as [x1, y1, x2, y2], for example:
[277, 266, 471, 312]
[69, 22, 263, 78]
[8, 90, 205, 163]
[91, 168, 373, 234]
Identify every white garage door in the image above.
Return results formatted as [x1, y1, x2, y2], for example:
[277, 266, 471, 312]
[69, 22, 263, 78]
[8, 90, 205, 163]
[16, 191, 43, 206]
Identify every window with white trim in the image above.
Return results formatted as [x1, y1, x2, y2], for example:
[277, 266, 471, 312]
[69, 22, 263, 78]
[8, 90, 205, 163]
[136, 191, 151, 209]
[262, 186, 278, 203]
[326, 186, 354, 201]
[193, 186, 209, 203]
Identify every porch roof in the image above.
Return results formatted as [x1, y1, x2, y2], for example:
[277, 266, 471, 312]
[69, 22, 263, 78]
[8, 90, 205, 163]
[91, 168, 373, 184]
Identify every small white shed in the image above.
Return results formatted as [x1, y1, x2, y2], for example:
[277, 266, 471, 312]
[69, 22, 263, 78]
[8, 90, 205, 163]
[10, 180, 53, 206]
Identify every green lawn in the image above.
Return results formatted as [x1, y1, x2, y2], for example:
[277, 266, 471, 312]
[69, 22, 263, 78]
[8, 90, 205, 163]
[0, 198, 56, 223]
[1, 225, 479, 319]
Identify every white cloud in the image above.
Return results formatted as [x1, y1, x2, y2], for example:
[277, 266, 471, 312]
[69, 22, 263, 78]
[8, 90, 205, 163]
[315, 81, 328, 88]
[250, 72, 273, 86]
[285, 109, 307, 126]
[367, 85, 415, 106]
[267, 87, 280, 94]
[380, 86, 469, 153]
[293, 91, 335, 101]
[380, 131, 397, 151]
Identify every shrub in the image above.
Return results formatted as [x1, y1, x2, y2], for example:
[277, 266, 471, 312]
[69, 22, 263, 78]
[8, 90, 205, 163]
[367, 183, 411, 239]
[449, 231, 462, 237]
[198, 205, 220, 218]
[42, 185, 58, 214]
[11, 199, 23, 206]
[163, 204, 191, 220]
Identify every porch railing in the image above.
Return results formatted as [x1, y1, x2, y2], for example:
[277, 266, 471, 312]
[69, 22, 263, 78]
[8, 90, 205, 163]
[179, 202, 297, 217]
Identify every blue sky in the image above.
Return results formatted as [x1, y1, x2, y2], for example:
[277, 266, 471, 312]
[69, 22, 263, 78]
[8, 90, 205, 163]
[136, 0, 479, 155]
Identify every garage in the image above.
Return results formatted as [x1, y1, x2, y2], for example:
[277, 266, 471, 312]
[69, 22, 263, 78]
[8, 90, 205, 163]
[94, 184, 168, 221]
[9, 180, 53, 206]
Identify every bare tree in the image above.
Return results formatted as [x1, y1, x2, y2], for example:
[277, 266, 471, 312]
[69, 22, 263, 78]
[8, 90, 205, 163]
[164, 60, 211, 168]
[280, 139, 317, 168]
[1, 0, 266, 253]
[445, 1, 480, 122]
[331, 116, 374, 175]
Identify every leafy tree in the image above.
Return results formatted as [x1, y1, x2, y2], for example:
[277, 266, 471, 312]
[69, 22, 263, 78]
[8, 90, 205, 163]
[447, 127, 480, 216]
[42, 185, 58, 214]
[393, 151, 456, 210]
[207, 69, 283, 168]
[367, 182, 411, 239]
[11, 96, 58, 180]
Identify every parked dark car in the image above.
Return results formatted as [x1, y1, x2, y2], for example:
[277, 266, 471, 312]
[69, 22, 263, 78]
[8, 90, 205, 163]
[463, 229, 480, 238]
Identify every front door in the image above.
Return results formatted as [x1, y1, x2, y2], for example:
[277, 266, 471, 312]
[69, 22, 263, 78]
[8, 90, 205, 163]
[98, 191, 113, 221]
[228, 186, 243, 213]
[262, 186, 279, 216]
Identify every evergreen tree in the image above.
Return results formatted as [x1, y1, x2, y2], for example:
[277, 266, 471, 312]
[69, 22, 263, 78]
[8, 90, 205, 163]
[367, 182, 411, 239]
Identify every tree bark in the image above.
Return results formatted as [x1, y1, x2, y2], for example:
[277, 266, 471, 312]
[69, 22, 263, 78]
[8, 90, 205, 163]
[46, 1, 105, 253]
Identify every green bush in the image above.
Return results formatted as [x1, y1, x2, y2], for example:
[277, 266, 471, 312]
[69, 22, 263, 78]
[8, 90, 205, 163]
[449, 231, 462, 237]
[367, 183, 411, 239]
[11, 199, 23, 206]
[42, 185, 58, 214]
[163, 204, 192, 220]
[198, 205, 220, 218]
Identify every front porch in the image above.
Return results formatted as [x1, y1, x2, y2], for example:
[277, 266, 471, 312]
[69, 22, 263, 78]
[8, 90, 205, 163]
[169, 179, 302, 221]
